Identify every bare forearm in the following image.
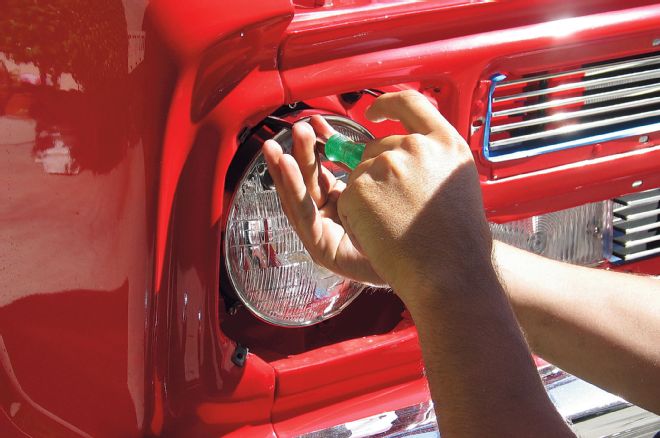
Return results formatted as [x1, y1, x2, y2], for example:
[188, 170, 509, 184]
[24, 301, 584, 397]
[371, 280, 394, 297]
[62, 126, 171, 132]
[402, 263, 573, 437]
[493, 241, 660, 412]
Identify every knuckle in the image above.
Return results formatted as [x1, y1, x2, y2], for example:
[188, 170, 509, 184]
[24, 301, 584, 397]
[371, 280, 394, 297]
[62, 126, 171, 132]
[398, 89, 422, 100]
[381, 149, 399, 164]
[410, 133, 427, 143]
[398, 90, 425, 106]
[446, 134, 471, 157]
[362, 139, 381, 159]
[374, 150, 402, 172]
[402, 133, 426, 149]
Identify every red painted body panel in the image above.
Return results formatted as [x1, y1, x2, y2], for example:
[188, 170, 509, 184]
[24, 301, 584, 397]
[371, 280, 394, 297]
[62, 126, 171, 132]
[0, 1, 168, 436]
[1, 1, 659, 437]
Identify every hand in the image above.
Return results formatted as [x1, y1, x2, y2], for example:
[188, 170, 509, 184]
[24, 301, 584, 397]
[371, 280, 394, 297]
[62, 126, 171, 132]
[335, 91, 493, 305]
[263, 90, 493, 306]
[262, 115, 385, 286]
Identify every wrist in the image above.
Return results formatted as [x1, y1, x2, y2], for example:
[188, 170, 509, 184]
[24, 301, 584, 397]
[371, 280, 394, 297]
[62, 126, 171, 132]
[393, 251, 500, 314]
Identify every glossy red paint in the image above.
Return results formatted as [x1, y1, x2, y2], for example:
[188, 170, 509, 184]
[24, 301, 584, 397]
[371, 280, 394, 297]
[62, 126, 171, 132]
[0, 1, 169, 436]
[2, 1, 660, 437]
[470, 30, 660, 181]
[284, 0, 659, 70]
[273, 378, 430, 437]
[280, 3, 660, 219]
[150, 0, 294, 292]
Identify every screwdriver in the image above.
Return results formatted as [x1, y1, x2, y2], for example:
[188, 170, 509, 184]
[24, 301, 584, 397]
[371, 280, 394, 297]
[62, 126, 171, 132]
[315, 133, 366, 171]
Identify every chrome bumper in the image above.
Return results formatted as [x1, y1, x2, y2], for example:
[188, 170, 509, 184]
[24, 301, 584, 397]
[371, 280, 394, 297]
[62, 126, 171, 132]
[301, 366, 660, 437]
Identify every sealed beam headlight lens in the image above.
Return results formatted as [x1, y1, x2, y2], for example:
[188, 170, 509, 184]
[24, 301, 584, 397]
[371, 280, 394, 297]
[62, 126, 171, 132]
[490, 201, 613, 265]
[224, 116, 373, 327]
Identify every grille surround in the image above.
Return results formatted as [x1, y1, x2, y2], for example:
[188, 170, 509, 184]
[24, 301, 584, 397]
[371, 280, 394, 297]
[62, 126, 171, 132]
[482, 53, 660, 162]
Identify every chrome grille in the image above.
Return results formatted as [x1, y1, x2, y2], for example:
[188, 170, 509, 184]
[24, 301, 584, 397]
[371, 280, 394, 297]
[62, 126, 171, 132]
[484, 52, 660, 161]
[612, 188, 660, 262]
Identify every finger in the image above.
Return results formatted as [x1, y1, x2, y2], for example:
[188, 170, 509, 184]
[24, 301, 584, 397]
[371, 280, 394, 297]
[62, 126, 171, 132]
[263, 139, 284, 185]
[268, 141, 384, 285]
[309, 115, 337, 140]
[263, 139, 283, 160]
[318, 163, 339, 197]
[277, 153, 322, 245]
[318, 178, 345, 223]
[264, 141, 382, 283]
[365, 90, 451, 137]
[291, 121, 328, 205]
[264, 140, 310, 231]
[263, 139, 297, 219]
[307, 116, 350, 197]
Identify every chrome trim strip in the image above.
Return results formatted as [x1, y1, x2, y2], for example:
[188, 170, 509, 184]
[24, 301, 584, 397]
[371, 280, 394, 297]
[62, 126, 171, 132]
[494, 69, 660, 103]
[490, 95, 660, 133]
[572, 406, 660, 438]
[489, 108, 660, 150]
[481, 73, 507, 162]
[492, 82, 660, 117]
[300, 367, 660, 438]
[300, 399, 439, 438]
[497, 54, 660, 87]
[484, 122, 660, 162]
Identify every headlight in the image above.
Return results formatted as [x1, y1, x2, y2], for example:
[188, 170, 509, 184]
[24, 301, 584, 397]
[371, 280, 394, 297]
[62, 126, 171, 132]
[490, 201, 613, 265]
[224, 116, 373, 327]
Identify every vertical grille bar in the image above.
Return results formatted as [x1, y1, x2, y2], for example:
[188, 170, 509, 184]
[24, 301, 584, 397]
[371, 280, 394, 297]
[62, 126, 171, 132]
[612, 188, 660, 262]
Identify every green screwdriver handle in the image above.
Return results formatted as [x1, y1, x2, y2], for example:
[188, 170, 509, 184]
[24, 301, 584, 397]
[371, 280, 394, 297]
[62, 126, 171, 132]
[323, 133, 366, 171]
